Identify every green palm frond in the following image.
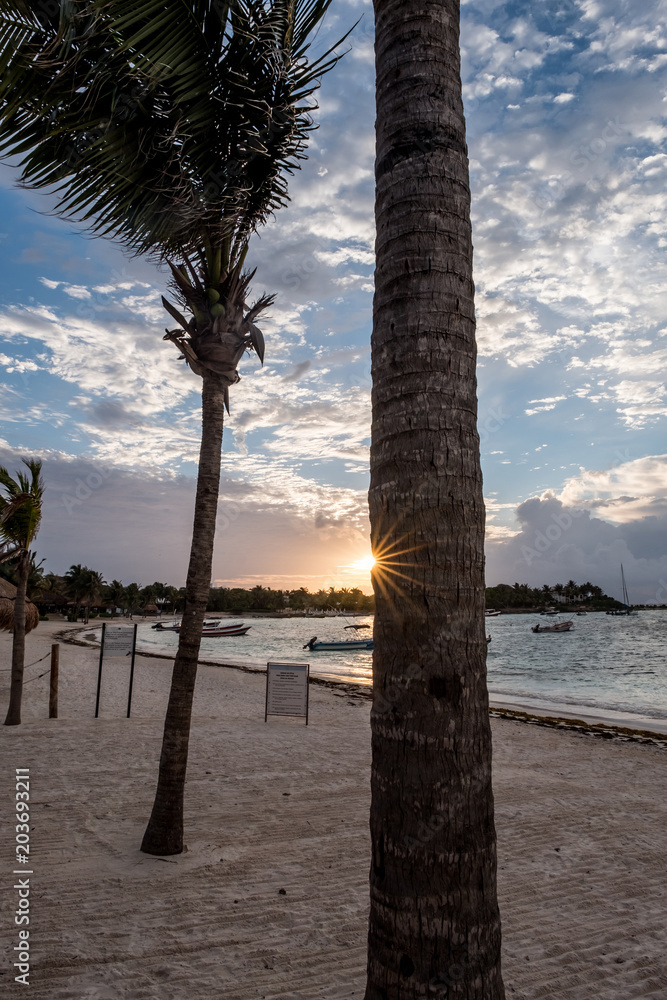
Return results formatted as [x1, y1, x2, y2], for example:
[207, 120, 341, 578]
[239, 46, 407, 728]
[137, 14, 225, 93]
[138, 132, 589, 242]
[0, 0, 351, 263]
[0, 459, 44, 552]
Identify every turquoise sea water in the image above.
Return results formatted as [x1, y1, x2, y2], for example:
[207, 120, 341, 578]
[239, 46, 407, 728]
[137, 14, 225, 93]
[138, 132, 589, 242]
[134, 610, 667, 724]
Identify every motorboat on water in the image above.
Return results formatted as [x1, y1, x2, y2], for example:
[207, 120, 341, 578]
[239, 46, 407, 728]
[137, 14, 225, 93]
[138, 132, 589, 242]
[531, 619, 574, 633]
[303, 635, 374, 651]
[155, 619, 251, 636]
[485, 609, 501, 617]
[197, 623, 251, 636]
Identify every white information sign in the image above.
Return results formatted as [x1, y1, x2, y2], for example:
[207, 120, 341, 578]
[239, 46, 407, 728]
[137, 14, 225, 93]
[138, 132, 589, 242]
[95, 623, 138, 720]
[103, 626, 135, 658]
[265, 662, 310, 724]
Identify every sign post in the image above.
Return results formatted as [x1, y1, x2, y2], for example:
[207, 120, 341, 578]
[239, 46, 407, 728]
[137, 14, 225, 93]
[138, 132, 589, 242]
[95, 623, 138, 719]
[265, 662, 310, 725]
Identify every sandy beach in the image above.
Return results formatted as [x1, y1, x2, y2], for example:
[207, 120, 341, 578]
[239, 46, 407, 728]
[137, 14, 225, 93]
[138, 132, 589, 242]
[1, 621, 666, 998]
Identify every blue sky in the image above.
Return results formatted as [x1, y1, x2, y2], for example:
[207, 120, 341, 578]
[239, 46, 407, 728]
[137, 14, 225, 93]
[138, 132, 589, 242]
[1, 0, 667, 601]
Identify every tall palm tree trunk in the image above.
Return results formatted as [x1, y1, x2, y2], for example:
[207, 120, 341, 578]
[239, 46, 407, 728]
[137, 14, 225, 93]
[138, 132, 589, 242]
[4, 550, 29, 726]
[365, 2, 505, 997]
[141, 374, 226, 855]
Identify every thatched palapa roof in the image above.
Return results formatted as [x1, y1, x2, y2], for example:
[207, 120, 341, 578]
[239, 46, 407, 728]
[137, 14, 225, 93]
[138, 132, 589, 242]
[0, 577, 39, 634]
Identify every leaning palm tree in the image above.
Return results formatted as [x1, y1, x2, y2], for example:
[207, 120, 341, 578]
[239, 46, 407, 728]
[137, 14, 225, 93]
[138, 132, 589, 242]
[0, 458, 44, 726]
[365, 2, 505, 997]
[0, 0, 348, 852]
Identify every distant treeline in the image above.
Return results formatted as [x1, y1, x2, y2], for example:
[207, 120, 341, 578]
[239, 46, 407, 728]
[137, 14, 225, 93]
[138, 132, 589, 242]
[208, 585, 374, 613]
[21, 564, 375, 616]
[12, 559, 626, 617]
[485, 580, 623, 610]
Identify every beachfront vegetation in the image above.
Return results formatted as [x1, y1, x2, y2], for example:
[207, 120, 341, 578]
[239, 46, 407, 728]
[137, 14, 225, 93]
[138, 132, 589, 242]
[486, 580, 623, 612]
[33, 572, 375, 616]
[365, 3, 505, 996]
[0, 0, 348, 854]
[0, 458, 44, 726]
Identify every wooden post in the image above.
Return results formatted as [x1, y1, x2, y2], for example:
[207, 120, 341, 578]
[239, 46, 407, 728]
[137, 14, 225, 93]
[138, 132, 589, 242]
[49, 643, 59, 719]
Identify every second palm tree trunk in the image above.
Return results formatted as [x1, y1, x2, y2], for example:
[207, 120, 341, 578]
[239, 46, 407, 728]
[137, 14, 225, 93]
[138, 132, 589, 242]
[141, 373, 226, 855]
[4, 551, 29, 726]
[365, 1, 505, 997]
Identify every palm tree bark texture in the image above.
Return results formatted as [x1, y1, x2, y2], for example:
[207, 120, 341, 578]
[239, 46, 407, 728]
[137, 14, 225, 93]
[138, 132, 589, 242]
[366, 2, 505, 998]
[141, 374, 226, 855]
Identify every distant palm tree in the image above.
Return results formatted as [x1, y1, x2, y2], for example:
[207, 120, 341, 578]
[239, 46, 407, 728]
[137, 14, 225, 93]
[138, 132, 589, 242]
[0, 459, 44, 726]
[82, 570, 106, 620]
[104, 580, 127, 614]
[366, 1, 505, 996]
[124, 583, 140, 617]
[64, 564, 87, 620]
[0, 0, 349, 854]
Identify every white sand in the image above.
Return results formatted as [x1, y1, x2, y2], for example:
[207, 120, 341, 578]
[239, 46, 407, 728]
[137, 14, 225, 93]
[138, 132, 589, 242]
[1, 621, 666, 998]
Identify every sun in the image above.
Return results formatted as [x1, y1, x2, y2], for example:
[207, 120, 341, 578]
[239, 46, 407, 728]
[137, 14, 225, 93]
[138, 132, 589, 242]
[350, 555, 376, 572]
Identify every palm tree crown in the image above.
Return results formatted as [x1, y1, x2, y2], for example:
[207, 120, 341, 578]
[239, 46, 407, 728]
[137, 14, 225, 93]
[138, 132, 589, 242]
[0, 458, 43, 559]
[0, 0, 348, 400]
[0, 0, 345, 258]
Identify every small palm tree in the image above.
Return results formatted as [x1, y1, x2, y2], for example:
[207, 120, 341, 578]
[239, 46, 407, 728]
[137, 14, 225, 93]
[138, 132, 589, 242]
[0, 459, 44, 726]
[0, 0, 348, 853]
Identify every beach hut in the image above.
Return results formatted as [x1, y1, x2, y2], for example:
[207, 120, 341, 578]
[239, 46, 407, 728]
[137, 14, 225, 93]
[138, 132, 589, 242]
[33, 591, 68, 615]
[0, 577, 39, 634]
[142, 603, 159, 617]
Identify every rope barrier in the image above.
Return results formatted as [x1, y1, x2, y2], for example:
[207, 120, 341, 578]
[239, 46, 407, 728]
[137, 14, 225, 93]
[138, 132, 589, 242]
[0, 651, 51, 673]
[23, 669, 50, 685]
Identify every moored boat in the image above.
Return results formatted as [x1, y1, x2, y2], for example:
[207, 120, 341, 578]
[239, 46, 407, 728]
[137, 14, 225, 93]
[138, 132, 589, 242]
[172, 620, 251, 636]
[197, 625, 251, 636]
[303, 635, 374, 651]
[531, 619, 574, 633]
[606, 565, 639, 615]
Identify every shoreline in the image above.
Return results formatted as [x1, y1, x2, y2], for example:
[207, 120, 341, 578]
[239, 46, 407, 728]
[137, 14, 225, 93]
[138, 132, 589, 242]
[56, 622, 667, 744]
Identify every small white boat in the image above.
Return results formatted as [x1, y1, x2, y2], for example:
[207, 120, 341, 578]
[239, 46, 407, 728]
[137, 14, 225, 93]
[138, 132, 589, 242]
[532, 619, 574, 633]
[485, 609, 501, 617]
[171, 620, 251, 636]
[199, 624, 251, 636]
